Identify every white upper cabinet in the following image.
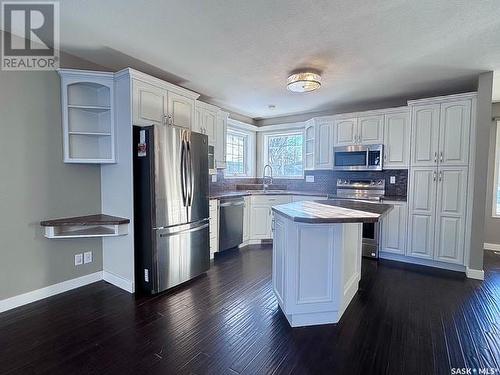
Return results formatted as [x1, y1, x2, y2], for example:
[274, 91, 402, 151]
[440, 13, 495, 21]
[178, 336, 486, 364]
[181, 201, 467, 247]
[434, 167, 468, 264]
[215, 111, 228, 168]
[380, 201, 407, 255]
[133, 80, 167, 126]
[194, 101, 218, 145]
[333, 118, 357, 146]
[407, 167, 437, 260]
[304, 120, 315, 170]
[314, 119, 334, 169]
[358, 115, 384, 144]
[333, 114, 383, 147]
[438, 100, 471, 166]
[203, 108, 218, 145]
[410, 98, 472, 167]
[132, 74, 198, 129]
[383, 111, 409, 168]
[167, 91, 194, 129]
[411, 104, 440, 167]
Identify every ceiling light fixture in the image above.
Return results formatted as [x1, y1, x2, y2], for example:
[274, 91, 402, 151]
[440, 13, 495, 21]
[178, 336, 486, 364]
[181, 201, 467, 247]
[286, 72, 321, 93]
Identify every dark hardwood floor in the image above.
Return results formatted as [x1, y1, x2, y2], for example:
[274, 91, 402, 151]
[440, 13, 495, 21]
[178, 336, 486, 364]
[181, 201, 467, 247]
[1, 246, 499, 375]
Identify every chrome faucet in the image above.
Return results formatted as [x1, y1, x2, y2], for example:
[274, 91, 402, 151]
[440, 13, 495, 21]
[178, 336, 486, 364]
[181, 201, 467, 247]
[263, 164, 273, 191]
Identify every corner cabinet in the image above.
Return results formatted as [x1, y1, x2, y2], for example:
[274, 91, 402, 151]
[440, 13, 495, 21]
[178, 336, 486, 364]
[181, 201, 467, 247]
[59, 69, 116, 164]
[304, 117, 334, 170]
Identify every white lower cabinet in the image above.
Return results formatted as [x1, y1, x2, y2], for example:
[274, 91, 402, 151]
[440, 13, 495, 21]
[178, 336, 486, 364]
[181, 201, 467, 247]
[380, 201, 407, 255]
[209, 199, 218, 259]
[242, 196, 250, 243]
[434, 167, 468, 264]
[406, 166, 468, 265]
[249, 195, 292, 240]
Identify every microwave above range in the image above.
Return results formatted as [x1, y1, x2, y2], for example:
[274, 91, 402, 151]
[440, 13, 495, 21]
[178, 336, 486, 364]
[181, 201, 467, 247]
[333, 144, 383, 171]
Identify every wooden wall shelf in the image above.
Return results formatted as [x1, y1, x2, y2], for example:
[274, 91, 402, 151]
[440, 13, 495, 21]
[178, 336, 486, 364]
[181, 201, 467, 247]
[40, 214, 130, 239]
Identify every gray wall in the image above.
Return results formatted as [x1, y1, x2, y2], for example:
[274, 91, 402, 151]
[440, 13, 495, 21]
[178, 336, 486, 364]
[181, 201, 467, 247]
[484, 102, 500, 245]
[0, 67, 103, 300]
[468, 72, 493, 270]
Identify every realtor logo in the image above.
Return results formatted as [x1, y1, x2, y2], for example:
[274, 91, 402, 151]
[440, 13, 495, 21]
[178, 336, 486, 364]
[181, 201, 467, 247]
[2, 1, 59, 70]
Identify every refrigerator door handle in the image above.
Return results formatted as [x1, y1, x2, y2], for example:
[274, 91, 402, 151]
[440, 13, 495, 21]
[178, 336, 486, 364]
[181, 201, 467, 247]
[187, 140, 195, 206]
[180, 139, 187, 207]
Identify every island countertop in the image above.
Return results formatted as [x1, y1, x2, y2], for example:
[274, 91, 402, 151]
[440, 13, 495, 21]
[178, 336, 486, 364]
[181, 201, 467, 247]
[271, 199, 393, 224]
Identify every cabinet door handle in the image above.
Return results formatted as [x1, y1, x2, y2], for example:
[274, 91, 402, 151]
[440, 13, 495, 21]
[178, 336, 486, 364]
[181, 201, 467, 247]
[434, 151, 437, 163]
[433, 171, 437, 182]
[439, 171, 442, 182]
[440, 151, 443, 162]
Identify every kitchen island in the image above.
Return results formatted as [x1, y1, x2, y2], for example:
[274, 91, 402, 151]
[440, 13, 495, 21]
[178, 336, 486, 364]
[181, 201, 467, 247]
[271, 199, 392, 327]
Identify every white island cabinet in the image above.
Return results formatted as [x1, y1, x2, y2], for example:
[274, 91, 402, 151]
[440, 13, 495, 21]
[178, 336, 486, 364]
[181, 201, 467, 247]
[272, 200, 392, 327]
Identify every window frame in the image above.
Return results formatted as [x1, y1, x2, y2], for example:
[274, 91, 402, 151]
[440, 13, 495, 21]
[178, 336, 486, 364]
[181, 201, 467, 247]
[492, 120, 500, 218]
[224, 129, 250, 178]
[263, 130, 305, 179]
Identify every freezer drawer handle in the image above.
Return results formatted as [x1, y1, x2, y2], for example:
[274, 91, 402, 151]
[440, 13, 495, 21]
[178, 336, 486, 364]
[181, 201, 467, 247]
[159, 223, 209, 237]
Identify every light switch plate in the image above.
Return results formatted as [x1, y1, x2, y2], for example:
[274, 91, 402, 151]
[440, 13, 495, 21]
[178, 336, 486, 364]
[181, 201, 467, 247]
[211, 174, 217, 182]
[83, 251, 92, 264]
[74, 253, 83, 266]
[390, 176, 396, 184]
[306, 175, 315, 183]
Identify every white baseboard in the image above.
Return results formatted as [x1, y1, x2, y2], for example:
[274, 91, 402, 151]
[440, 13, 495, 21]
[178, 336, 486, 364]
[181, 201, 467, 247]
[484, 242, 500, 251]
[102, 271, 134, 293]
[0, 271, 103, 313]
[466, 267, 485, 280]
[379, 252, 466, 273]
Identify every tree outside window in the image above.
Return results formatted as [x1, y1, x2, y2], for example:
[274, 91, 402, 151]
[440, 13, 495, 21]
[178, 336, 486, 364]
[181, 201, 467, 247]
[226, 132, 247, 176]
[266, 133, 304, 178]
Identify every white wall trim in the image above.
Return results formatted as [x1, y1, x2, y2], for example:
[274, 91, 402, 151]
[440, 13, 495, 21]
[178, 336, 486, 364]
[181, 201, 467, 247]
[0, 271, 103, 313]
[484, 242, 500, 251]
[227, 118, 258, 132]
[379, 252, 466, 272]
[102, 271, 134, 293]
[466, 267, 485, 280]
[255, 121, 305, 132]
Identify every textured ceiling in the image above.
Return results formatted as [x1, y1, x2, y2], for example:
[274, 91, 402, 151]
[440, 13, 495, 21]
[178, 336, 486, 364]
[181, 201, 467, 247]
[58, 0, 500, 120]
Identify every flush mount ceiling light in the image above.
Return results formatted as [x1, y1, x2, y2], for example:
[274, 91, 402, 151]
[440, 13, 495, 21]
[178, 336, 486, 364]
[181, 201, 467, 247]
[286, 72, 321, 93]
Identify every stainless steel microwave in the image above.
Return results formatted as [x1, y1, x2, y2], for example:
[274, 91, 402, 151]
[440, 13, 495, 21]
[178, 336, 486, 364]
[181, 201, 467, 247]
[333, 144, 384, 171]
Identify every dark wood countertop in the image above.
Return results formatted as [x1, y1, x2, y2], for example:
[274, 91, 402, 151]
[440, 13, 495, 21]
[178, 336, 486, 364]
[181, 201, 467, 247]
[40, 214, 130, 227]
[272, 199, 393, 224]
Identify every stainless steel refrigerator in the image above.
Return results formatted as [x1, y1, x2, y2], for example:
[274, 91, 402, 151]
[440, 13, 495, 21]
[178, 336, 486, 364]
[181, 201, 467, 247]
[133, 125, 210, 294]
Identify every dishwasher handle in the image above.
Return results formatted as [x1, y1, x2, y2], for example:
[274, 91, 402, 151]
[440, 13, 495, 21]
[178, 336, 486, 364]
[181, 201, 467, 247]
[220, 201, 245, 207]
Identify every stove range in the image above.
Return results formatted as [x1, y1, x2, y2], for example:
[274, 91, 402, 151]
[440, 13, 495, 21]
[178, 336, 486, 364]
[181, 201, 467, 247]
[330, 178, 386, 259]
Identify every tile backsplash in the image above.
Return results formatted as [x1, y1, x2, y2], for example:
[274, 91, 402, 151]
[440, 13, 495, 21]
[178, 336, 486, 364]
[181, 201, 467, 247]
[210, 169, 408, 197]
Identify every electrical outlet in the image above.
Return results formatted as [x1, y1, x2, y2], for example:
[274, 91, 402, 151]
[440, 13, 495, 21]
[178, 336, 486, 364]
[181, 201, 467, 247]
[211, 174, 217, 183]
[306, 175, 315, 183]
[83, 251, 92, 264]
[390, 176, 396, 184]
[74, 253, 83, 266]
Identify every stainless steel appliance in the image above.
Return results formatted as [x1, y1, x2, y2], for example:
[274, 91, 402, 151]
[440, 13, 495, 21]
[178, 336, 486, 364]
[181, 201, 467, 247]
[218, 197, 244, 252]
[334, 178, 386, 258]
[133, 125, 210, 294]
[333, 144, 384, 171]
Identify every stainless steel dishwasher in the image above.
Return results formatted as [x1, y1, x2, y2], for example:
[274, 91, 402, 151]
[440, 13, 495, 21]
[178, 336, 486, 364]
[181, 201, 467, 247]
[218, 197, 244, 252]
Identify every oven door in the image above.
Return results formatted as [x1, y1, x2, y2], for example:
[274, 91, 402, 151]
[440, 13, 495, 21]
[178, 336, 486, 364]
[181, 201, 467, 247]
[362, 222, 379, 258]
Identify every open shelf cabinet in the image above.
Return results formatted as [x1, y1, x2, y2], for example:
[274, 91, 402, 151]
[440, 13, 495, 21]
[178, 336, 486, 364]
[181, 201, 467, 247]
[59, 70, 116, 164]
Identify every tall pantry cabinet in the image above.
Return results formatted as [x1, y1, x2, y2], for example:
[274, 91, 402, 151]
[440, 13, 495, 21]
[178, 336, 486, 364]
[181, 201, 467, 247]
[407, 94, 475, 265]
